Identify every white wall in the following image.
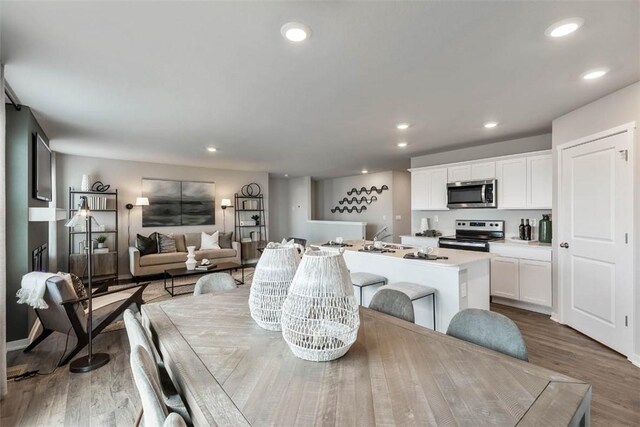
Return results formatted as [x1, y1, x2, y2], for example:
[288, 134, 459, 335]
[392, 171, 412, 241]
[411, 133, 551, 168]
[56, 153, 269, 277]
[551, 81, 640, 364]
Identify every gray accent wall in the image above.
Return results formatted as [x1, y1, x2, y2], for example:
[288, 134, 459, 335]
[5, 106, 50, 341]
[411, 133, 551, 169]
[55, 154, 269, 278]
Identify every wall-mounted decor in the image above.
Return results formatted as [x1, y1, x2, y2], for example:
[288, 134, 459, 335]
[91, 181, 111, 193]
[32, 133, 52, 202]
[330, 206, 368, 214]
[338, 196, 378, 205]
[241, 182, 262, 197]
[142, 179, 216, 227]
[346, 185, 388, 196]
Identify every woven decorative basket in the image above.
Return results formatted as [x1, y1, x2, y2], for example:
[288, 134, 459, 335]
[249, 242, 301, 331]
[281, 249, 360, 362]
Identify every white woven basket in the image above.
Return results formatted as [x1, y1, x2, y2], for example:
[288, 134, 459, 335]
[249, 242, 301, 331]
[281, 249, 360, 362]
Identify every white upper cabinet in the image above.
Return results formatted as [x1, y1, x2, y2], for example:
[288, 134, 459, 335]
[447, 165, 471, 183]
[471, 161, 496, 180]
[496, 157, 528, 209]
[411, 168, 448, 210]
[527, 154, 552, 209]
[411, 170, 430, 210]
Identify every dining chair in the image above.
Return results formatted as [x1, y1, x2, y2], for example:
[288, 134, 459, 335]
[368, 288, 415, 323]
[193, 273, 237, 295]
[124, 310, 191, 424]
[446, 308, 529, 361]
[130, 345, 189, 427]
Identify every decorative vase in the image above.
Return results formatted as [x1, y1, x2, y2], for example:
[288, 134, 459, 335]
[98, 243, 105, 249]
[81, 174, 91, 191]
[281, 248, 360, 362]
[249, 242, 301, 330]
[539, 214, 552, 243]
[185, 246, 197, 270]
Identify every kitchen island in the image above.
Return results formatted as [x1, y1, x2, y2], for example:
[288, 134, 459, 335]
[319, 241, 491, 332]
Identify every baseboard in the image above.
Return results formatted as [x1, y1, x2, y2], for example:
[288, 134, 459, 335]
[550, 312, 560, 323]
[6, 338, 30, 352]
[491, 297, 552, 316]
[629, 354, 640, 368]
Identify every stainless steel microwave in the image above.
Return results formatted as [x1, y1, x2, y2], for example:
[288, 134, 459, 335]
[447, 179, 497, 209]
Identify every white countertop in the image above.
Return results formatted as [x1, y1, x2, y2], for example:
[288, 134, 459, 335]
[490, 239, 552, 250]
[317, 240, 492, 269]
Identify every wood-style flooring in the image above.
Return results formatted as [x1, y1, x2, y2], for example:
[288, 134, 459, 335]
[2, 299, 639, 426]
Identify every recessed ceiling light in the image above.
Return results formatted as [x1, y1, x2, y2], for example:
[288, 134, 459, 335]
[397, 142, 408, 148]
[483, 122, 498, 129]
[582, 68, 609, 80]
[545, 18, 584, 38]
[206, 147, 217, 152]
[396, 123, 410, 130]
[281, 22, 311, 42]
[361, 169, 368, 174]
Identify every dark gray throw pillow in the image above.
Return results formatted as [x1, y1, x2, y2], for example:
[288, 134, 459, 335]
[137, 233, 158, 256]
[219, 232, 233, 249]
[157, 233, 177, 253]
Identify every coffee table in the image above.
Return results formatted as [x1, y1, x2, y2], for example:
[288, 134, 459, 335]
[164, 262, 244, 297]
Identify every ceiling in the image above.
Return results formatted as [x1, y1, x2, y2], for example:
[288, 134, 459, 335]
[2, 1, 639, 178]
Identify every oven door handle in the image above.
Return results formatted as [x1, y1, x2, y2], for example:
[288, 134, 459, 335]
[481, 184, 486, 204]
[440, 241, 487, 248]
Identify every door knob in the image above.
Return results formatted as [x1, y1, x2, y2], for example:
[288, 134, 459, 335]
[560, 242, 569, 248]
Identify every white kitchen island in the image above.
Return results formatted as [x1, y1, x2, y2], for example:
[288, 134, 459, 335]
[320, 241, 492, 333]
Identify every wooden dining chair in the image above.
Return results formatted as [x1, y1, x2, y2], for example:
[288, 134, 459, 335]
[124, 311, 191, 425]
[369, 288, 415, 323]
[446, 308, 529, 361]
[130, 345, 190, 427]
[193, 273, 237, 296]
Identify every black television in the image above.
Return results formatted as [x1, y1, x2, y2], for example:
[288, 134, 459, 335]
[33, 133, 52, 202]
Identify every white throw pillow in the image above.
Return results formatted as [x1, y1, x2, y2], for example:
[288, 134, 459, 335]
[281, 238, 295, 247]
[201, 231, 221, 250]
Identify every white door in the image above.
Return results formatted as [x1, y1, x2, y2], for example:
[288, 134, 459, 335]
[490, 257, 519, 299]
[429, 168, 448, 209]
[411, 171, 429, 210]
[447, 165, 471, 183]
[496, 157, 527, 209]
[471, 161, 496, 180]
[519, 260, 552, 307]
[560, 127, 634, 356]
[527, 154, 552, 209]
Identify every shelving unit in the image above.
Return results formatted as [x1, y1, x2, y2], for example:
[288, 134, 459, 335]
[234, 194, 267, 263]
[68, 188, 119, 286]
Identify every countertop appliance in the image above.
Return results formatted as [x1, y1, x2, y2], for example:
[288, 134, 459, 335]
[447, 179, 497, 209]
[439, 220, 505, 252]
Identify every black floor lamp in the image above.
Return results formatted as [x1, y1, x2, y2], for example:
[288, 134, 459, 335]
[125, 197, 149, 245]
[65, 196, 110, 373]
[221, 198, 233, 233]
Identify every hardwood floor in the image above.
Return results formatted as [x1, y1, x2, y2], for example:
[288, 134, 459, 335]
[2, 298, 638, 426]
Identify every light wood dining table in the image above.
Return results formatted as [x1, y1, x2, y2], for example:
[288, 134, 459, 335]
[142, 288, 591, 426]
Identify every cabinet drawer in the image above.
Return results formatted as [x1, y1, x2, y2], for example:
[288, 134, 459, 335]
[489, 244, 551, 262]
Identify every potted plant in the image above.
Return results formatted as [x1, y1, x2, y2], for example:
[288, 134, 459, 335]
[96, 235, 107, 249]
[251, 214, 260, 226]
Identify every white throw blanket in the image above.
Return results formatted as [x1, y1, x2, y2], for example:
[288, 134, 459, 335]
[17, 272, 56, 309]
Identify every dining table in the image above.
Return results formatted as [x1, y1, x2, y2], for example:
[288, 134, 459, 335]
[142, 288, 591, 426]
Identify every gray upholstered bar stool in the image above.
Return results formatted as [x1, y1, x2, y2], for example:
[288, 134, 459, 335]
[384, 282, 437, 330]
[350, 272, 387, 306]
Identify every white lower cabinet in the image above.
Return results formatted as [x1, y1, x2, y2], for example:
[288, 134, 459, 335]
[490, 257, 520, 299]
[490, 246, 552, 310]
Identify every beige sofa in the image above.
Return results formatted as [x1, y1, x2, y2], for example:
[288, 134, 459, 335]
[129, 232, 241, 278]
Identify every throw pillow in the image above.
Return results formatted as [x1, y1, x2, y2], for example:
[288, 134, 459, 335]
[201, 231, 221, 250]
[219, 232, 233, 249]
[58, 272, 88, 309]
[157, 233, 177, 253]
[136, 233, 158, 256]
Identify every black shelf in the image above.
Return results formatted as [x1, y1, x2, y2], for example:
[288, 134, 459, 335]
[70, 190, 118, 195]
[235, 196, 264, 199]
[70, 230, 117, 235]
[235, 193, 267, 262]
[236, 209, 262, 212]
[238, 225, 262, 228]
[71, 209, 118, 212]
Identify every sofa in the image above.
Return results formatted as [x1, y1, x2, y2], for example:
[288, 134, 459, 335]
[129, 232, 241, 278]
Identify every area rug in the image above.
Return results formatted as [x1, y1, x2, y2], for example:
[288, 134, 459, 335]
[104, 268, 254, 332]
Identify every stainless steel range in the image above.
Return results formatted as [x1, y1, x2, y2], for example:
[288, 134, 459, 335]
[438, 220, 505, 252]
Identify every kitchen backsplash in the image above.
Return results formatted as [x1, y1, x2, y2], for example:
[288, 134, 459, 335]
[411, 209, 552, 238]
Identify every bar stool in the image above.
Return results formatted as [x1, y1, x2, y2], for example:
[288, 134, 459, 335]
[384, 282, 437, 330]
[350, 272, 387, 306]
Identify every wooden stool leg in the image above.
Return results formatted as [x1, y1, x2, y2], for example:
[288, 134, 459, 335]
[432, 294, 436, 331]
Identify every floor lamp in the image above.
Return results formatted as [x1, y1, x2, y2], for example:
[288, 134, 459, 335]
[221, 198, 233, 233]
[65, 196, 110, 373]
[125, 197, 149, 246]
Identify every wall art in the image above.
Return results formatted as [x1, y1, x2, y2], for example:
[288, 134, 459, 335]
[330, 206, 368, 214]
[346, 185, 388, 196]
[338, 196, 378, 205]
[142, 178, 216, 227]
